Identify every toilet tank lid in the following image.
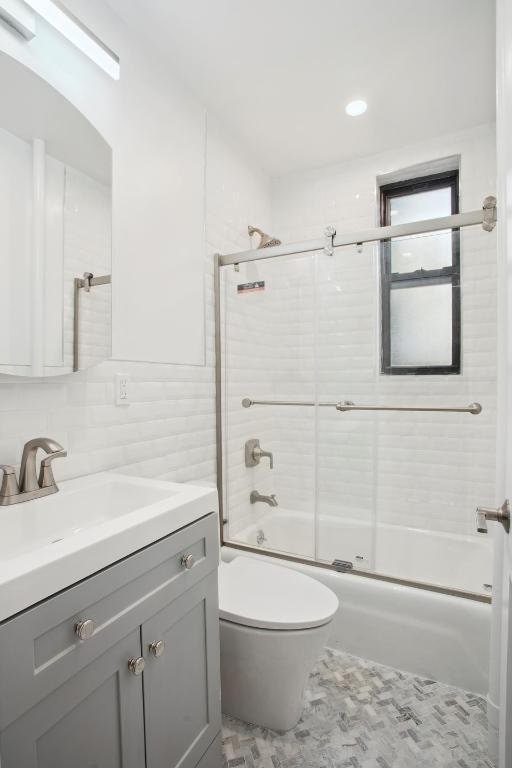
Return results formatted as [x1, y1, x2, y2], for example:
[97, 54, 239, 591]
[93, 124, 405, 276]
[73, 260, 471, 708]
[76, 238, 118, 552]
[218, 556, 339, 631]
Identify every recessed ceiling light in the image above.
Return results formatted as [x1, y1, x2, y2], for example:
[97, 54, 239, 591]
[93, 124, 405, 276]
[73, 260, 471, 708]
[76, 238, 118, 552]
[345, 99, 367, 117]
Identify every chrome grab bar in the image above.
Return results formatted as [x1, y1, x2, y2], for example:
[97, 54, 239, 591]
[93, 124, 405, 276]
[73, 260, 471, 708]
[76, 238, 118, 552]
[242, 398, 337, 408]
[241, 398, 482, 415]
[336, 401, 482, 415]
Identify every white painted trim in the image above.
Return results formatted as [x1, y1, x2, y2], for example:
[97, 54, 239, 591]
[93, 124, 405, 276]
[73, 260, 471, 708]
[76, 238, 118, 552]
[376, 154, 460, 187]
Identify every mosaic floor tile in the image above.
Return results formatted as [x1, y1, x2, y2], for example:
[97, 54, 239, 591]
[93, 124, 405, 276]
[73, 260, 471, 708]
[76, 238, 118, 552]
[221, 648, 494, 768]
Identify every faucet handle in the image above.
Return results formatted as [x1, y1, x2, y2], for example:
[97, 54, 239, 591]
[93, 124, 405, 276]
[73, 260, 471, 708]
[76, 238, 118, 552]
[20, 438, 66, 493]
[245, 439, 274, 469]
[38, 447, 67, 489]
[0, 465, 19, 499]
[257, 448, 274, 470]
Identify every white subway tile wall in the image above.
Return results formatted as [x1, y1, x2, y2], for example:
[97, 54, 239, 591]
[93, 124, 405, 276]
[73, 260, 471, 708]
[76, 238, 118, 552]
[223, 124, 497, 570]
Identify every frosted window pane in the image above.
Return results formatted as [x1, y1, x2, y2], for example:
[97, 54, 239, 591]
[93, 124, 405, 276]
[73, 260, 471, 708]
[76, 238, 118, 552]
[389, 188, 453, 273]
[389, 188, 452, 225]
[391, 230, 453, 273]
[390, 284, 452, 367]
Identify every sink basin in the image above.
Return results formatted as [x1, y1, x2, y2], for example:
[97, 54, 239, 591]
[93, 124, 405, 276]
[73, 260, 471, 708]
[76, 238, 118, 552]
[0, 472, 218, 622]
[0, 478, 180, 561]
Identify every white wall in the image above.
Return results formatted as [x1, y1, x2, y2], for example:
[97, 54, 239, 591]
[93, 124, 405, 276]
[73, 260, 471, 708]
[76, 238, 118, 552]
[0, 5, 271, 486]
[224, 125, 498, 576]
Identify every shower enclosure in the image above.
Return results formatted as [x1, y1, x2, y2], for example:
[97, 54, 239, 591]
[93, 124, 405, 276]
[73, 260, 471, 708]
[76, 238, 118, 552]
[216, 198, 497, 601]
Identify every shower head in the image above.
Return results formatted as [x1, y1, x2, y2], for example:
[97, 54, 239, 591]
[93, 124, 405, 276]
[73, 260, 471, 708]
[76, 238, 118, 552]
[248, 225, 282, 249]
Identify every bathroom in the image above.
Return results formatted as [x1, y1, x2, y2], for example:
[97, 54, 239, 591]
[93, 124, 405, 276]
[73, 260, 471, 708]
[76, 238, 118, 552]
[0, 0, 510, 766]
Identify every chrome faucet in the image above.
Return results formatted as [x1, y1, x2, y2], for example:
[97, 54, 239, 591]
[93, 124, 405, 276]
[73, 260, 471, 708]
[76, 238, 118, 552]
[0, 438, 67, 506]
[245, 439, 274, 469]
[250, 490, 278, 507]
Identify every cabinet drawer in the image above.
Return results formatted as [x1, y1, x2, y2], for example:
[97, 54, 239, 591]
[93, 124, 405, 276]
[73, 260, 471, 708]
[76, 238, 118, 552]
[0, 512, 218, 730]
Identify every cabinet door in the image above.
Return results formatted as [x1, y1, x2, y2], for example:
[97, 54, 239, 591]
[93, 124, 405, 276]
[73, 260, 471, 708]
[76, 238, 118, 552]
[0, 630, 145, 768]
[142, 575, 221, 768]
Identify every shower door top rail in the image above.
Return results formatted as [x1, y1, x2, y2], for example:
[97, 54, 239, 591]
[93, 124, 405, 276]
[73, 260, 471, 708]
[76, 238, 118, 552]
[219, 195, 497, 267]
[241, 398, 482, 415]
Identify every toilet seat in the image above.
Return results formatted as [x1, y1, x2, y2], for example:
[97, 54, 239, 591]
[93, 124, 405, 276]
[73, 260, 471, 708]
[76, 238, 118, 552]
[219, 556, 339, 631]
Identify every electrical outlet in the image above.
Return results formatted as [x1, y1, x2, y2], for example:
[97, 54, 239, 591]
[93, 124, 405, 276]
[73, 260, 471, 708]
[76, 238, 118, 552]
[115, 374, 131, 406]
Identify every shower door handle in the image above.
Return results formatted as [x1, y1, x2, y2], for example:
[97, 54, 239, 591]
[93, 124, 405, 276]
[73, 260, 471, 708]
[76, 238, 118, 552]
[476, 500, 510, 534]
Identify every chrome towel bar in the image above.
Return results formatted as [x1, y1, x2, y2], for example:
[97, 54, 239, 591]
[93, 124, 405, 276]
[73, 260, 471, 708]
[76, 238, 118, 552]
[336, 401, 482, 415]
[241, 398, 482, 415]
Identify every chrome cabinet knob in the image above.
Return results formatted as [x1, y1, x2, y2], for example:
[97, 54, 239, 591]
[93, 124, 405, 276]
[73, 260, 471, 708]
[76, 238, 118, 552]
[75, 619, 95, 641]
[149, 640, 165, 658]
[128, 657, 145, 676]
[181, 554, 195, 570]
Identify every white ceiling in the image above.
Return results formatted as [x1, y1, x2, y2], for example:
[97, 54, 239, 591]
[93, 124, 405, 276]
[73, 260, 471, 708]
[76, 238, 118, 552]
[106, 0, 496, 177]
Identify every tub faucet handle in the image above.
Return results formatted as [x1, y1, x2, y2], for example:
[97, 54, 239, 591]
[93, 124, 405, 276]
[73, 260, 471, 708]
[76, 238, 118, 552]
[245, 439, 274, 469]
[476, 500, 510, 534]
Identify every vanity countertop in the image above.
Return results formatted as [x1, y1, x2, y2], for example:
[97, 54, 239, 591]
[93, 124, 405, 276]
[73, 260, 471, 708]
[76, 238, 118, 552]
[0, 472, 218, 623]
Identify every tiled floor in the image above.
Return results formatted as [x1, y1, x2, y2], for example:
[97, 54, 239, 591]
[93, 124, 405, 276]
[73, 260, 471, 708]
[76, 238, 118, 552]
[222, 648, 494, 768]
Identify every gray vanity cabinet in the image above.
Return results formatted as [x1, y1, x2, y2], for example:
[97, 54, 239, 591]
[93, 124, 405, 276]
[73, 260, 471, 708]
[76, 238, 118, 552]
[0, 512, 222, 768]
[142, 577, 221, 768]
[0, 629, 146, 768]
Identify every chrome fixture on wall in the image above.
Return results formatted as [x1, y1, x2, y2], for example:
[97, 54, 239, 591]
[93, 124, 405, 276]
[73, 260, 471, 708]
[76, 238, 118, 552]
[73, 272, 112, 372]
[219, 196, 498, 267]
[248, 225, 282, 249]
[0, 437, 67, 505]
[245, 439, 274, 468]
[476, 500, 510, 533]
[241, 397, 482, 415]
[250, 490, 278, 507]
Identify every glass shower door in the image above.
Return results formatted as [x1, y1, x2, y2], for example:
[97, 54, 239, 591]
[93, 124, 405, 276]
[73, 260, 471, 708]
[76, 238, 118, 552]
[315, 243, 377, 572]
[315, 232, 495, 596]
[221, 254, 317, 560]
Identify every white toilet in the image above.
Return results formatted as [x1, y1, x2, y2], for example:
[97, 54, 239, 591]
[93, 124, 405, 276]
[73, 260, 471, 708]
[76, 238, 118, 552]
[219, 556, 339, 731]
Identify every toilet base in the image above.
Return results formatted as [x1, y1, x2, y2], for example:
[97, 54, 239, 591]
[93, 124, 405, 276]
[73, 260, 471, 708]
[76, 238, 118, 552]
[220, 618, 331, 732]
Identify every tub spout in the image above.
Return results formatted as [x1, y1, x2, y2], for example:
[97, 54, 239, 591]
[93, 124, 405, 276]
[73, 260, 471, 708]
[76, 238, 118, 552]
[250, 490, 278, 507]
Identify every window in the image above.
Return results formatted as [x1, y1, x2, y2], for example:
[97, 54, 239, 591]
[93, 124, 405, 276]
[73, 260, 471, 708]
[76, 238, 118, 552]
[380, 170, 460, 375]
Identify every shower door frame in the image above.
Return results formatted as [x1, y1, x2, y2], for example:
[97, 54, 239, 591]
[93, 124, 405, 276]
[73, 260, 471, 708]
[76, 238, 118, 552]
[214, 201, 497, 605]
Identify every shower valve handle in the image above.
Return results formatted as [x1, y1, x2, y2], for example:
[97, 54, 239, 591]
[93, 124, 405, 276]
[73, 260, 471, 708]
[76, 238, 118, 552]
[245, 439, 274, 469]
[253, 445, 274, 469]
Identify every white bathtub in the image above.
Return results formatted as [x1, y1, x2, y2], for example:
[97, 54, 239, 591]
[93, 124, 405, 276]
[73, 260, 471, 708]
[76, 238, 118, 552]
[234, 508, 494, 595]
[222, 544, 492, 696]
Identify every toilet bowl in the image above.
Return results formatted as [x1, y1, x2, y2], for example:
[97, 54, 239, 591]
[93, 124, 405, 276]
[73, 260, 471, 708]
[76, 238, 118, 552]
[219, 556, 339, 731]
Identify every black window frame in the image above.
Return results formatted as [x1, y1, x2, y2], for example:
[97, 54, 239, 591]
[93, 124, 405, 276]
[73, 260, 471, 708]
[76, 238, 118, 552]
[380, 169, 461, 376]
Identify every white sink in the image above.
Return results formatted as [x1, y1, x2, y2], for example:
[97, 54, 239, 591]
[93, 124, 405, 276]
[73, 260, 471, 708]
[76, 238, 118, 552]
[0, 472, 218, 622]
